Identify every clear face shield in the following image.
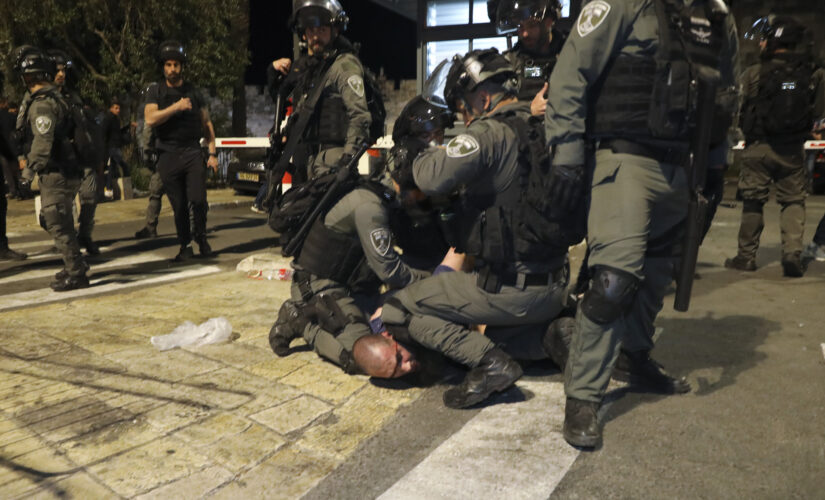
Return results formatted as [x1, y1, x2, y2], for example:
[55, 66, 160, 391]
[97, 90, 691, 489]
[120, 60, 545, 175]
[423, 59, 452, 110]
[495, 0, 547, 35]
[743, 16, 773, 42]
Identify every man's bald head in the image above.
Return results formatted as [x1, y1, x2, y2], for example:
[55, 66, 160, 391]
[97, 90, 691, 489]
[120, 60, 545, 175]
[353, 333, 420, 378]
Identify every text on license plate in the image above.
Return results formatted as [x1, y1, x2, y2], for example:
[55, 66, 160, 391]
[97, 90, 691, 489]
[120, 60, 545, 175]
[237, 172, 259, 182]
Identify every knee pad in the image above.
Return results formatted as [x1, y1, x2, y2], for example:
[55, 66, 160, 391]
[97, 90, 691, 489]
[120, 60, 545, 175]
[40, 203, 70, 229]
[581, 266, 640, 324]
[742, 199, 764, 214]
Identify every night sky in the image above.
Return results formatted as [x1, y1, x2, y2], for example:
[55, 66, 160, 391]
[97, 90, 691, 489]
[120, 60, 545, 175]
[246, 0, 417, 86]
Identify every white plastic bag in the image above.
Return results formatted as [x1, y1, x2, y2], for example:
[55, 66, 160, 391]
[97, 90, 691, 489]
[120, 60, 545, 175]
[151, 317, 233, 351]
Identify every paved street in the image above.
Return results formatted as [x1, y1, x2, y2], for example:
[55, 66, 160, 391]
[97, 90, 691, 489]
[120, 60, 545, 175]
[1, 187, 824, 498]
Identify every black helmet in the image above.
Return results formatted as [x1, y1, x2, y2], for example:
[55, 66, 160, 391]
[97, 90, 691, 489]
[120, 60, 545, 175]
[292, 0, 349, 33]
[158, 40, 187, 63]
[46, 49, 73, 70]
[745, 15, 806, 51]
[444, 49, 518, 113]
[13, 45, 56, 81]
[392, 96, 455, 142]
[495, 0, 561, 34]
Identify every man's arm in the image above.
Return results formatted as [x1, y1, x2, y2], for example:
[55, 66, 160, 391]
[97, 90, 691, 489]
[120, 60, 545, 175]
[412, 127, 492, 196]
[23, 99, 57, 179]
[333, 55, 372, 155]
[201, 108, 218, 172]
[144, 98, 190, 128]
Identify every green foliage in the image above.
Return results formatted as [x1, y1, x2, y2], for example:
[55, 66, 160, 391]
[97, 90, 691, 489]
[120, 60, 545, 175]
[0, 0, 249, 109]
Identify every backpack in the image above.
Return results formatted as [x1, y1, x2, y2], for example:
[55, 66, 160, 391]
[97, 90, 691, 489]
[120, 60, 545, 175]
[268, 167, 361, 257]
[758, 60, 815, 136]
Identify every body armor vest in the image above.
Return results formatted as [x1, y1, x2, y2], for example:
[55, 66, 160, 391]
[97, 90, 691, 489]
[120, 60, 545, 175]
[590, 0, 726, 145]
[154, 81, 203, 147]
[20, 89, 77, 173]
[507, 31, 565, 102]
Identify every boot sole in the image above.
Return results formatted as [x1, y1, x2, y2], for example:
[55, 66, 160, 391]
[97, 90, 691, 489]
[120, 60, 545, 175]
[443, 368, 523, 409]
[563, 428, 601, 449]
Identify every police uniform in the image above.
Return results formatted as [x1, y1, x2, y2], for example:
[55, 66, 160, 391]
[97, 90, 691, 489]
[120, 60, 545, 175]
[504, 27, 566, 103]
[290, 36, 371, 180]
[544, 0, 738, 425]
[278, 186, 429, 370]
[733, 55, 825, 272]
[382, 101, 570, 370]
[145, 81, 209, 252]
[18, 85, 86, 281]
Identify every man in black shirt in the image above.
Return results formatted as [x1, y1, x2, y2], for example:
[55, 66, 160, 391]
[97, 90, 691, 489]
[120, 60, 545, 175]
[144, 40, 218, 261]
[102, 97, 131, 199]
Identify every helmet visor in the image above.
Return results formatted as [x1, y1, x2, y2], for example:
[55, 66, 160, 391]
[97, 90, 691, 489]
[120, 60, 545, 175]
[495, 0, 547, 34]
[423, 59, 452, 109]
[744, 16, 772, 41]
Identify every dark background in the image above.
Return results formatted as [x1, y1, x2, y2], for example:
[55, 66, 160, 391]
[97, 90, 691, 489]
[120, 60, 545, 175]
[246, 0, 418, 86]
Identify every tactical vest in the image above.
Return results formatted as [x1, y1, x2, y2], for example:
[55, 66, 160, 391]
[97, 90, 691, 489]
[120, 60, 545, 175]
[19, 88, 77, 174]
[439, 110, 581, 270]
[153, 81, 203, 147]
[590, 0, 726, 145]
[506, 32, 564, 102]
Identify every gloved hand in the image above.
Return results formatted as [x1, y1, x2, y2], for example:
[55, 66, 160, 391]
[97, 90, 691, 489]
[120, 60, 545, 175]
[547, 163, 586, 211]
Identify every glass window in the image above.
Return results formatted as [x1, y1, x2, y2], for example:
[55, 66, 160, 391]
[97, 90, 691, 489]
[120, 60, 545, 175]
[561, 0, 571, 18]
[471, 36, 510, 53]
[426, 39, 470, 78]
[426, 0, 471, 27]
[472, 0, 490, 24]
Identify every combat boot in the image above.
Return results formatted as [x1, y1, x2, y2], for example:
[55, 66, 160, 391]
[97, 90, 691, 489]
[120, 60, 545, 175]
[612, 350, 691, 394]
[781, 252, 805, 278]
[196, 237, 215, 257]
[55, 261, 91, 281]
[77, 235, 100, 255]
[542, 316, 575, 371]
[563, 397, 601, 448]
[0, 246, 27, 261]
[724, 255, 756, 271]
[268, 301, 308, 356]
[443, 348, 523, 409]
[50, 273, 90, 292]
[134, 226, 157, 239]
[172, 245, 194, 262]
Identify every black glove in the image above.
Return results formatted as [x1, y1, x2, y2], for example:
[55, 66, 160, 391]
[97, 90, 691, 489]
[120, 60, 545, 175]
[547, 164, 586, 212]
[18, 179, 34, 200]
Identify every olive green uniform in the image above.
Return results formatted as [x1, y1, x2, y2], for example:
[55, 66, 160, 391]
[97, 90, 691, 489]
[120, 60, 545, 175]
[290, 187, 429, 368]
[382, 102, 569, 367]
[18, 86, 86, 278]
[545, 0, 738, 402]
[734, 62, 825, 262]
[62, 89, 99, 243]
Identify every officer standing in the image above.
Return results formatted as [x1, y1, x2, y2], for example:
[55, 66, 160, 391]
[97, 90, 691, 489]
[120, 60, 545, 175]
[544, 0, 738, 448]
[144, 40, 218, 261]
[48, 49, 101, 255]
[725, 16, 825, 277]
[135, 82, 163, 239]
[379, 50, 580, 409]
[277, 0, 372, 182]
[15, 46, 89, 290]
[494, 0, 566, 116]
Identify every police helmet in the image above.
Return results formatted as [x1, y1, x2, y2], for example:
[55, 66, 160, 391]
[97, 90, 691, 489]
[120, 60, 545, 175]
[46, 49, 73, 71]
[158, 40, 187, 63]
[444, 49, 518, 113]
[745, 15, 806, 50]
[292, 0, 349, 33]
[392, 96, 455, 142]
[495, 0, 561, 34]
[13, 45, 56, 81]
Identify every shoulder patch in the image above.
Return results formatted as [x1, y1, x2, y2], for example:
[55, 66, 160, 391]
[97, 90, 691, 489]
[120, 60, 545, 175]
[34, 115, 53, 135]
[446, 134, 480, 158]
[577, 0, 612, 38]
[346, 75, 365, 98]
[370, 228, 391, 256]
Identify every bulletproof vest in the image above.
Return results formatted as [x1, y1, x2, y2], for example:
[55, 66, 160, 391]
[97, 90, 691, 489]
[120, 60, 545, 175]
[590, 0, 726, 144]
[507, 31, 564, 102]
[742, 55, 815, 142]
[153, 81, 203, 147]
[20, 88, 77, 173]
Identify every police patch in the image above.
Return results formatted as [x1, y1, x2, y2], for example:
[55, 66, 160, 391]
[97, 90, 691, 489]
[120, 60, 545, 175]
[446, 134, 480, 158]
[577, 0, 611, 38]
[34, 115, 52, 135]
[370, 228, 391, 256]
[347, 75, 365, 98]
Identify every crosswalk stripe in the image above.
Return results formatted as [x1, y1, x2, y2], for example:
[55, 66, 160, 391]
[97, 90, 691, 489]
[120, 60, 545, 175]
[0, 252, 161, 285]
[0, 265, 221, 312]
[379, 380, 578, 500]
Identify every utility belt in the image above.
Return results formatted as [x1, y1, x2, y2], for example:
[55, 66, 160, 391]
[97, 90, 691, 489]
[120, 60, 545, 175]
[476, 263, 568, 294]
[599, 139, 689, 166]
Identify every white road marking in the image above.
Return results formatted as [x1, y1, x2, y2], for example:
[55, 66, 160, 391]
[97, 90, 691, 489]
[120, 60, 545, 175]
[0, 265, 221, 312]
[0, 252, 161, 285]
[821, 343, 825, 361]
[379, 380, 579, 500]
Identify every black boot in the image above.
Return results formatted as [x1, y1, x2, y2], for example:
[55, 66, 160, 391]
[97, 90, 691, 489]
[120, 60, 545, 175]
[268, 301, 308, 356]
[612, 350, 691, 394]
[563, 397, 601, 449]
[135, 226, 158, 239]
[50, 273, 90, 292]
[172, 245, 194, 262]
[781, 252, 805, 278]
[0, 246, 27, 261]
[78, 235, 100, 255]
[443, 348, 523, 409]
[542, 316, 575, 370]
[196, 237, 215, 257]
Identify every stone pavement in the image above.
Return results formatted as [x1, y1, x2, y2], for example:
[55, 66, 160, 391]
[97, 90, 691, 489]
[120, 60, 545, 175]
[0, 191, 427, 498]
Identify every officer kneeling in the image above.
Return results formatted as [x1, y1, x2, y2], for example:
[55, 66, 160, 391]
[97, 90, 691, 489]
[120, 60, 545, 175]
[360, 50, 583, 408]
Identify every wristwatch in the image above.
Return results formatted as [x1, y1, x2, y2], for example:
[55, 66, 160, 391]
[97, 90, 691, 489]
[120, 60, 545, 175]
[208, 152, 218, 157]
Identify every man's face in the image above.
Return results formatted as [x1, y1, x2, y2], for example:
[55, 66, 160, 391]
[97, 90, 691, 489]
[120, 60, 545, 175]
[110, 104, 121, 116]
[377, 333, 420, 378]
[164, 60, 183, 84]
[517, 18, 552, 51]
[305, 25, 333, 54]
[54, 65, 66, 87]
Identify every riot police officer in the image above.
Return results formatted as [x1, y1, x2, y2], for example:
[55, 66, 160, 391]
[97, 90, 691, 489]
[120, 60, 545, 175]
[494, 0, 566, 116]
[377, 50, 580, 409]
[144, 40, 218, 261]
[47, 49, 101, 255]
[544, 0, 738, 448]
[277, 0, 372, 182]
[15, 46, 89, 290]
[725, 16, 825, 277]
